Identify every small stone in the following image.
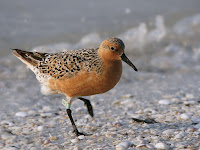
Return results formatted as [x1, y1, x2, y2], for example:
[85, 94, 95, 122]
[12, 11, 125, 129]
[162, 129, 175, 137]
[75, 107, 86, 113]
[77, 135, 85, 140]
[144, 108, 157, 114]
[136, 144, 146, 148]
[22, 128, 31, 135]
[146, 144, 155, 149]
[50, 136, 59, 141]
[73, 146, 82, 150]
[42, 106, 52, 112]
[187, 127, 196, 132]
[185, 94, 194, 99]
[1, 120, 13, 126]
[116, 141, 131, 150]
[43, 139, 50, 145]
[121, 94, 133, 98]
[155, 142, 169, 149]
[41, 112, 53, 117]
[184, 100, 197, 105]
[194, 123, 200, 129]
[116, 144, 126, 150]
[28, 110, 37, 116]
[174, 133, 182, 139]
[158, 100, 172, 105]
[191, 116, 200, 123]
[121, 99, 133, 105]
[174, 131, 186, 139]
[15, 112, 28, 117]
[132, 139, 144, 146]
[71, 139, 79, 144]
[113, 100, 121, 105]
[37, 126, 44, 132]
[180, 113, 191, 120]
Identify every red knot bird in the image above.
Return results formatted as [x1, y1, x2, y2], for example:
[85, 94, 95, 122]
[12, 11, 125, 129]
[12, 37, 138, 136]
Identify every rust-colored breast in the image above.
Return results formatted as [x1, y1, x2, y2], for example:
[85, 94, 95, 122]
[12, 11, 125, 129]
[48, 60, 122, 97]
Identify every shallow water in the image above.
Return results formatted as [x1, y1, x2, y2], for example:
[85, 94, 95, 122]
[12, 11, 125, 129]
[0, 0, 200, 55]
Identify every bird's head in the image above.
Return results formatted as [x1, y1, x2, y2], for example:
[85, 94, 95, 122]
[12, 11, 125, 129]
[99, 37, 138, 71]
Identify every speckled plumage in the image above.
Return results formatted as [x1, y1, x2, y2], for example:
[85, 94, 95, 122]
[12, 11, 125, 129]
[36, 48, 104, 79]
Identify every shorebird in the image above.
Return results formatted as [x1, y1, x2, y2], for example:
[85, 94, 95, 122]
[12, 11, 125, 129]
[12, 37, 138, 136]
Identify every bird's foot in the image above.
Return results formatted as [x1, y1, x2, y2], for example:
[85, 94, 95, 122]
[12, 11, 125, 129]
[73, 129, 92, 136]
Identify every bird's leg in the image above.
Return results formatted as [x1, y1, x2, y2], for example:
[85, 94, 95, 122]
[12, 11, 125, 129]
[66, 109, 86, 136]
[79, 97, 94, 117]
[62, 98, 86, 136]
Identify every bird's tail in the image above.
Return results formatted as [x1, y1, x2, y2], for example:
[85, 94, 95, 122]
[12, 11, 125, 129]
[12, 49, 47, 67]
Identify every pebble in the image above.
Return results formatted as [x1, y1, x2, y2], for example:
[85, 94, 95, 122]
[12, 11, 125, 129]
[43, 139, 50, 145]
[116, 141, 131, 150]
[77, 135, 85, 140]
[187, 127, 196, 132]
[143, 108, 157, 114]
[15, 112, 28, 117]
[185, 94, 194, 99]
[194, 123, 200, 129]
[174, 133, 182, 139]
[121, 94, 133, 98]
[158, 99, 172, 105]
[162, 129, 175, 137]
[174, 131, 186, 139]
[136, 144, 146, 148]
[40, 112, 53, 117]
[22, 128, 31, 135]
[146, 144, 155, 149]
[71, 139, 79, 144]
[155, 142, 169, 150]
[42, 106, 52, 112]
[75, 107, 86, 113]
[37, 126, 44, 132]
[180, 113, 191, 120]
[116, 144, 126, 150]
[73, 146, 82, 150]
[184, 100, 197, 105]
[50, 136, 59, 141]
[1, 120, 13, 126]
[28, 110, 37, 116]
[132, 139, 143, 146]
[120, 99, 133, 105]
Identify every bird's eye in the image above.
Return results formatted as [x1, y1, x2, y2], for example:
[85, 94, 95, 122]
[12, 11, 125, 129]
[110, 47, 115, 50]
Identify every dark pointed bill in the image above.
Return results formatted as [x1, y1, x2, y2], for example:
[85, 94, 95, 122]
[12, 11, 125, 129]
[121, 53, 138, 71]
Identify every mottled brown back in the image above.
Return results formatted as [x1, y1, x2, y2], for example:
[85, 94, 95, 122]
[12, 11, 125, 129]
[13, 48, 104, 80]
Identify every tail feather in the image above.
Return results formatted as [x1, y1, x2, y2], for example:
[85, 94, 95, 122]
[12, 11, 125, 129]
[12, 49, 47, 67]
